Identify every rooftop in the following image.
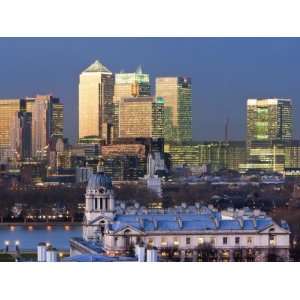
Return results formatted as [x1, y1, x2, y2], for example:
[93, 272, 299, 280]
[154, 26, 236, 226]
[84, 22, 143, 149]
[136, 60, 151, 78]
[83, 60, 111, 73]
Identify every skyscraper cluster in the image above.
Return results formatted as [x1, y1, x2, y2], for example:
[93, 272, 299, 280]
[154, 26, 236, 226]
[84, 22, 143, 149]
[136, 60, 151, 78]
[1, 58, 300, 183]
[0, 95, 64, 162]
[78, 60, 192, 145]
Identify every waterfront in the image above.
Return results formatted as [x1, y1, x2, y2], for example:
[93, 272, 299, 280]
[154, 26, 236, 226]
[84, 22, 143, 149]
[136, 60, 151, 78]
[0, 225, 82, 250]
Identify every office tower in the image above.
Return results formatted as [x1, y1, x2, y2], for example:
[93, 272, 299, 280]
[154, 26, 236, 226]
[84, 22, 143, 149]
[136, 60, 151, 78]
[113, 66, 151, 139]
[0, 98, 26, 161]
[79, 60, 114, 143]
[247, 98, 292, 143]
[9, 111, 32, 161]
[156, 77, 192, 143]
[119, 96, 164, 139]
[246, 98, 292, 171]
[31, 94, 64, 160]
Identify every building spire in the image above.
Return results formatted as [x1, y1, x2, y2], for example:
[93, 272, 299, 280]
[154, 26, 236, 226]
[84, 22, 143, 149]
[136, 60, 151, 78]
[136, 65, 143, 74]
[97, 160, 104, 173]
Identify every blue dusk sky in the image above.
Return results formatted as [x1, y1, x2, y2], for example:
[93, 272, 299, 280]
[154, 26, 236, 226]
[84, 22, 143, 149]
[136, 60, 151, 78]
[0, 37, 299, 143]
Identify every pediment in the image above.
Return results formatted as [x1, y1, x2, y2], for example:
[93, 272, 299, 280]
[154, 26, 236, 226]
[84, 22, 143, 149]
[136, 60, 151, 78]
[259, 222, 289, 234]
[114, 224, 144, 235]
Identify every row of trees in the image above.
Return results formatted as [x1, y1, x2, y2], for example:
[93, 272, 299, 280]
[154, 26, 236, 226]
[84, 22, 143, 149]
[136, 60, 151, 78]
[0, 185, 85, 222]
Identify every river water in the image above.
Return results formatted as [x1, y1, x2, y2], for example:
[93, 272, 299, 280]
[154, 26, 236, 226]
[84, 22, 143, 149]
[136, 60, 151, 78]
[0, 225, 82, 251]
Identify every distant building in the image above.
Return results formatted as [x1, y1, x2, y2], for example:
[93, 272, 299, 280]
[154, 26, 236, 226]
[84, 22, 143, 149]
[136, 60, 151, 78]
[102, 155, 146, 181]
[0, 98, 26, 161]
[156, 77, 192, 143]
[79, 60, 114, 143]
[76, 166, 93, 183]
[119, 96, 164, 139]
[31, 94, 64, 160]
[113, 67, 151, 139]
[246, 98, 292, 171]
[165, 141, 246, 172]
[9, 111, 32, 161]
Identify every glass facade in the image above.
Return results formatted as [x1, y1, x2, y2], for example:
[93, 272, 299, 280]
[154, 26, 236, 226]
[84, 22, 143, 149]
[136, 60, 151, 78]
[9, 112, 32, 161]
[79, 60, 114, 142]
[164, 141, 246, 172]
[119, 97, 164, 139]
[0, 99, 26, 160]
[113, 69, 151, 139]
[31, 95, 64, 160]
[246, 98, 293, 171]
[156, 77, 192, 143]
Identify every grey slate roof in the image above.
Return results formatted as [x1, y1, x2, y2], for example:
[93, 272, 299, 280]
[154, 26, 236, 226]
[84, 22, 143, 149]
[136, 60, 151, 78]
[109, 210, 286, 233]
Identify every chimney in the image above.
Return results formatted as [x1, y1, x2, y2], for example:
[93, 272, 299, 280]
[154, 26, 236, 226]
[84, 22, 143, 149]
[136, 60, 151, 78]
[46, 245, 58, 262]
[135, 245, 145, 262]
[37, 242, 47, 262]
[146, 247, 158, 262]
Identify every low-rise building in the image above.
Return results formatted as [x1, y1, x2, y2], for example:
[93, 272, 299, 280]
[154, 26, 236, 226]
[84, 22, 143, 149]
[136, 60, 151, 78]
[70, 170, 290, 262]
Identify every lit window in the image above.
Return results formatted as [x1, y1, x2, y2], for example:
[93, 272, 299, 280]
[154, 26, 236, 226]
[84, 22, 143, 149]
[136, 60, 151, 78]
[174, 238, 179, 246]
[235, 237, 240, 245]
[223, 237, 228, 245]
[269, 235, 276, 246]
[148, 239, 153, 246]
[186, 237, 191, 245]
[247, 237, 252, 245]
[161, 238, 167, 246]
[198, 237, 204, 245]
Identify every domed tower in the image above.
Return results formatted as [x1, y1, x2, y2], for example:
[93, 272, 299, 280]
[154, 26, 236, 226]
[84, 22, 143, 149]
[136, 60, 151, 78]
[83, 168, 115, 241]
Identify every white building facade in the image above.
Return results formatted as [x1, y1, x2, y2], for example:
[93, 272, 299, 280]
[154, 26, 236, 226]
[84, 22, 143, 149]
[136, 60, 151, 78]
[80, 171, 290, 262]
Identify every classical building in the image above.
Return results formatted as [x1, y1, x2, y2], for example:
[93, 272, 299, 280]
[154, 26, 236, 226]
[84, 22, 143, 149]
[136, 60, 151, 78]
[71, 171, 290, 262]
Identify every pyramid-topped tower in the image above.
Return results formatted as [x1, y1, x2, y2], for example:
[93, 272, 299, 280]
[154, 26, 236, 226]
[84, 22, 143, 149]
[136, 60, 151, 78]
[83, 60, 111, 73]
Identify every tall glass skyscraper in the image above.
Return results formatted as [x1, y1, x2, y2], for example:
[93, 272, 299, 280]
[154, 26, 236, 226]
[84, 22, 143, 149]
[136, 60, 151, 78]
[247, 98, 292, 142]
[119, 96, 164, 139]
[156, 77, 192, 143]
[9, 111, 32, 161]
[31, 94, 64, 160]
[0, 98, 26, 161]
[79, 60, 114, 143]
[113, 66, 151, 139]
[246, 98, 293, 171]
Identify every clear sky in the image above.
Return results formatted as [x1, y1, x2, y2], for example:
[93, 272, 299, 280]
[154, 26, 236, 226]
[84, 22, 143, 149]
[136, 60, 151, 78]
[0, 37, 299, 143]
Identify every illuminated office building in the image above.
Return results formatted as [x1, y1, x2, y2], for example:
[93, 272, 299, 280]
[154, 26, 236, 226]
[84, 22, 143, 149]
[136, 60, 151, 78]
[119, 96, 164, 139]
[165, 141, 246, 172]
[113, 67, 151, 139]
[156, 77, 192, 143]
[79, 60, 114, 143]
[31, 94, 64, 160]
[9, 111, 32, 161]
[0, 98, 26, 161]
[247, 98, 292, 142]
[246, 98, 293, 171]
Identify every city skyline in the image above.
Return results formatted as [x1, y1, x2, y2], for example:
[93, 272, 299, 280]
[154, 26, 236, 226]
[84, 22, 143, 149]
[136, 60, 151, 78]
[0, 38, 300, 143]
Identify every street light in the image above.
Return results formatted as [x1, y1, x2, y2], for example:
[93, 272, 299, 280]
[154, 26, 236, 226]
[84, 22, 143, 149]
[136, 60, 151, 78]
[15, 240, 20, 253]
[4, 240, 9, 253]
